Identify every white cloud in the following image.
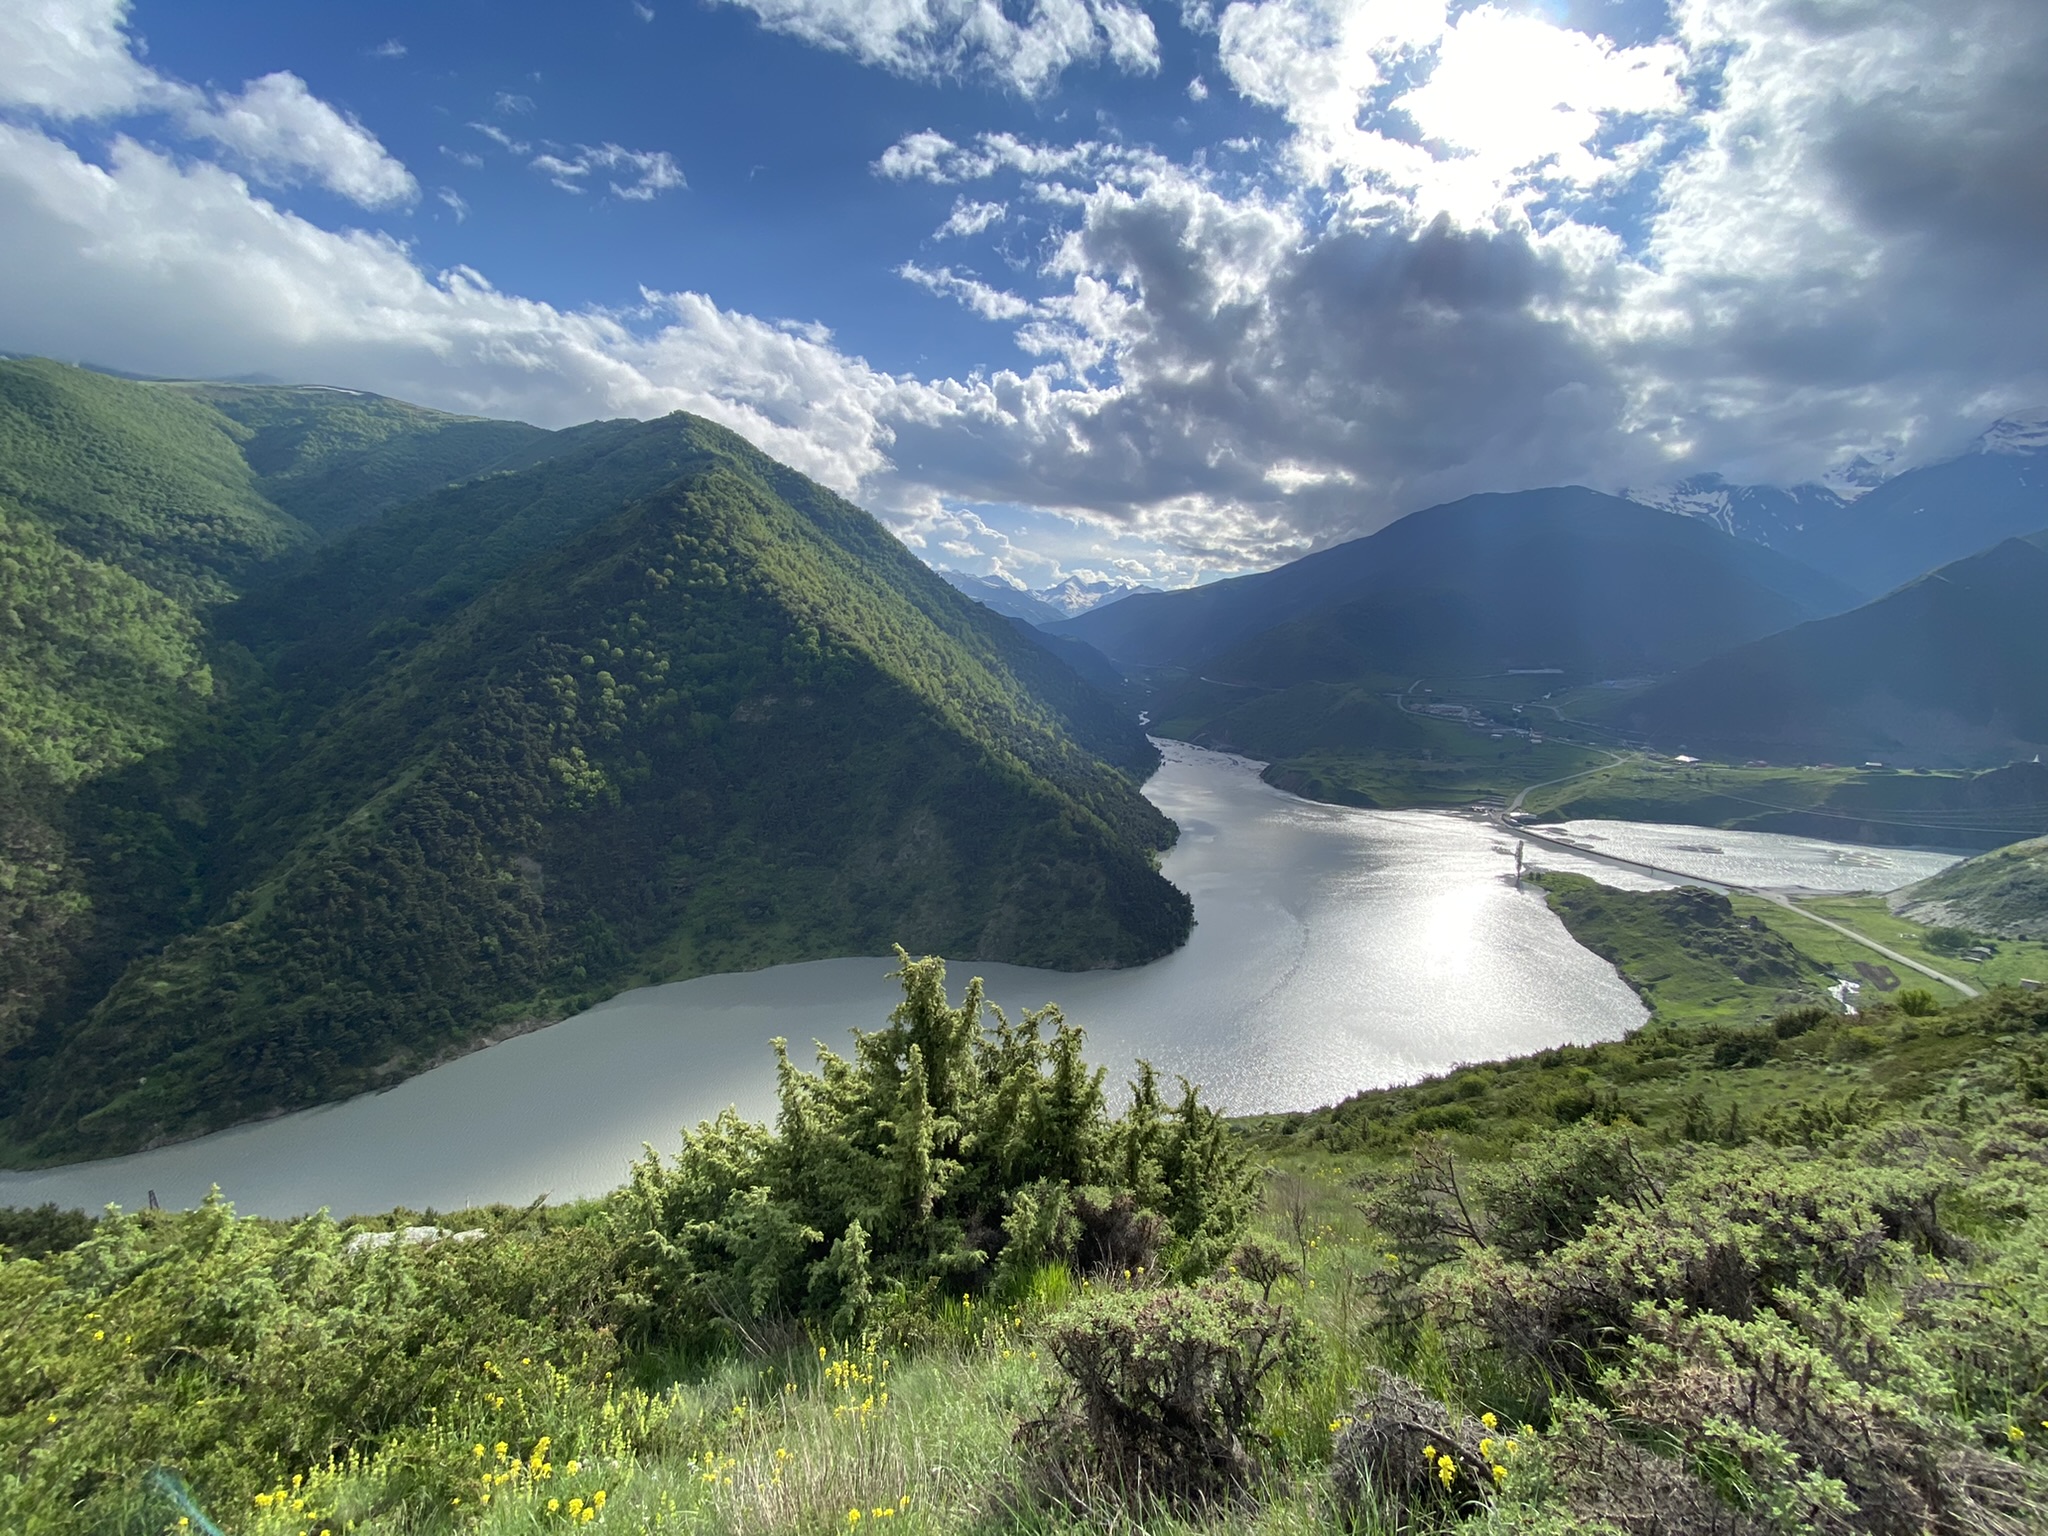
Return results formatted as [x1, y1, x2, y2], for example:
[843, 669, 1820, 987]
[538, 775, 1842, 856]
[494, 91, 536, 115]
[1217, 0, 1684, 224]
[633, 2, 656, 18]
[711, 0, 1160, 95]
[0, 0, 159, 117]
[530, 143, 685, 200]
[370, 38, 406, 59]
[0, 124, 910, 495]
[935, 197, 1005, 239]
[437, 187, 468, 221]
[872, 129, 1131, 186]
[899, 262, 1036, 321]
[1186, 75, 1208, 101]
[182, 72, 418, 209]
[874, 130, 956, 182]
[470, 121, 530, 154]
[0, 5, 416, 211]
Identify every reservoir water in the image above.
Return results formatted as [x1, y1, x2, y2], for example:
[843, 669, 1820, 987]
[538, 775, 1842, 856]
[0, 742, 1959, 1218]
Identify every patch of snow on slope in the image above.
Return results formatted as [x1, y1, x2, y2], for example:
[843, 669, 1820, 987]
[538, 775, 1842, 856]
[1976, 412, 2048, 456]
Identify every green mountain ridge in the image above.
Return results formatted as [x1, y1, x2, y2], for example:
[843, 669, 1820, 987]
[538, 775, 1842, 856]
[0, 360, 1188, 1163]
[1618, 534, 2048, 768]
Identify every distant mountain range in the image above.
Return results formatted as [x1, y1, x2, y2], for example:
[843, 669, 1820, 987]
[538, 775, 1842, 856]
[1616, 534, 2048, 769]
[0, 358, 1187, 1161]
[1058, 415, 2047, 774]
[937, 568, 1156, 626]
[1627, 412, 2048, 598]
[1055, 486, 1859, 680]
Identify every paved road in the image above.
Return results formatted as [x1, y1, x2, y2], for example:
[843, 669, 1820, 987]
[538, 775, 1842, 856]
[1499, 815, 1982, 1000]
[1507, 750, 1634, 815]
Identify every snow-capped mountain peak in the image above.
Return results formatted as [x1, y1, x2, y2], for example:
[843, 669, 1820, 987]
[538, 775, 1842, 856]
[1034, 575, 1157, 617]
[1818, 450, 1897, 500]
[1975, 411, 2048, 456]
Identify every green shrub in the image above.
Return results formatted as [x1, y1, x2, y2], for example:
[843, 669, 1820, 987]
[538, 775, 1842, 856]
[613, 952, 1258, 1349]
[1018, 1280, 1294, 1510]
[1772, 1003, 1833, 1040]
[1897, 988, 1942, 1018]
[1327, 1367, 1500, 1526]
[1470, 1123, 1662, 1264]
[0, 1204, 97, 1261]
[1611, 1304, 2039, 1536]
[1712, 1029, 1776, 1069]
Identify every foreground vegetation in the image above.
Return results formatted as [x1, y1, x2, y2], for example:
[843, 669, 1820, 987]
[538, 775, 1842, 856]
[10, 947, 2048, 1534]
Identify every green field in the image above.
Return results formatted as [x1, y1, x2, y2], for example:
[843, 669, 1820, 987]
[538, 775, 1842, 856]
[1521, 754, 2048, 849]
[1262, 737, 1610, 809]
[1531, 872, 1842, 1023]
[1795, 894, 2048, 993]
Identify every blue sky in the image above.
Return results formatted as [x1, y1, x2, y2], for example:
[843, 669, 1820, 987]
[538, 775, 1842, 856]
[3, 0, 2045, 590]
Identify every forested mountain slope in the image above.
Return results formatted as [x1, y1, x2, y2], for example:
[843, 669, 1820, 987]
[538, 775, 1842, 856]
[0, 364, 1186, 1162]
[1619, 534, 2048, 768]
[183, 382, 560, 538]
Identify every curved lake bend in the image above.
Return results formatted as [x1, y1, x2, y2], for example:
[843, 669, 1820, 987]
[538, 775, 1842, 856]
[0, 742, 1959, 1218]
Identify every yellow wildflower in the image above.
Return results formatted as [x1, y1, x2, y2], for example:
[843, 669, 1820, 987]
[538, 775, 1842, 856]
[567, 1460, 581, 1476]
[1437, 1454, 1456, 1489]
[1492, 1464, 1508, 1485]
[1481, 1412, 1498, 1431]
[547, 1498, 560, 1513]
[2010, 1425, 2028, 1445]
[593, 1490, 606, 1509]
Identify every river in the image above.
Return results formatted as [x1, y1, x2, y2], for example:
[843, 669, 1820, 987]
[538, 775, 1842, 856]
[0, 742, 1959, 1218]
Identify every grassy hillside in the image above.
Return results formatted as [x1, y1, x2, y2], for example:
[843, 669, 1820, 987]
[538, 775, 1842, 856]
[1532, 872, 1840, 1023]
[2, 409, 1189, 1162]
[1892, 835, 2048, 940]
[1620, 535, 2048, 768]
